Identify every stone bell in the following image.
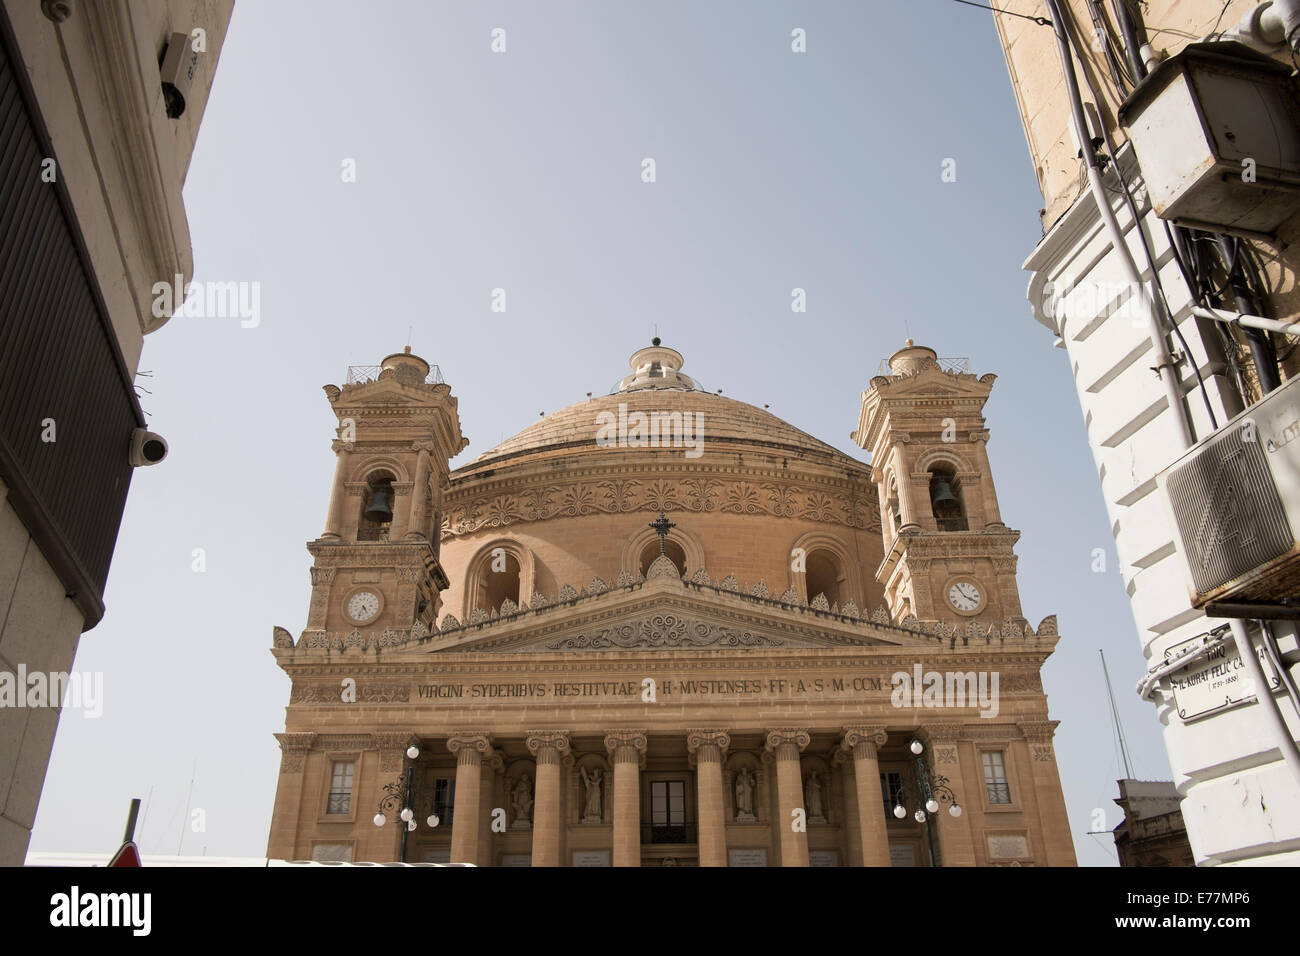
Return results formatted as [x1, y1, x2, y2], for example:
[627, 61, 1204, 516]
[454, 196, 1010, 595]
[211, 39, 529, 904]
[364, 487, 393, 523]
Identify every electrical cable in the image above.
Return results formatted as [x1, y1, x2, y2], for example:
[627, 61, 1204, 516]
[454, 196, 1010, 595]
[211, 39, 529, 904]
[1082, 0, 1135, 92]
[1063, 4, 1221, 431]
[947, 0, 1052, 25]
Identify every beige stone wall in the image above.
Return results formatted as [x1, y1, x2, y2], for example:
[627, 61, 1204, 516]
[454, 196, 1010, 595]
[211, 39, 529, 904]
[266, 641, 1078, 867]
[2, 0, 235, 371]
[994, 1, 1300, 372]
[440, 511, 886, 621]
[993, 1, 1256, 227]
[0, 0, 233, 864]
[0, 478, 85, 865]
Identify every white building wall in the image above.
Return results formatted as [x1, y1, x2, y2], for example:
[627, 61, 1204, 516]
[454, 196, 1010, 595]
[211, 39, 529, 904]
[1024, 154, 1300, 865]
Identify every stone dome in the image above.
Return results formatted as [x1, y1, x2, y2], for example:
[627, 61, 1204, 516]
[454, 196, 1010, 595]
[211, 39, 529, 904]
[436, 341, 883, 628]
[459, 341, 859, 475]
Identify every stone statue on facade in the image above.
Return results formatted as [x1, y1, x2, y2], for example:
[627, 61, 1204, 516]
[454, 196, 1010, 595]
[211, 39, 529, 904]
[579, 766, 603, 823]
[806, 772, 825, 823]
[512, 775, 533, 828]
[734, 769, 757, 822]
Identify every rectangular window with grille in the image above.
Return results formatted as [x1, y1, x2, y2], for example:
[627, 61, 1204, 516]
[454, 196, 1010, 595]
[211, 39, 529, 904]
[880, 771, 904, 818]
[432, 777, 456, 826]
[327, 761, 355, 814]
[983, 751, 1011, 805]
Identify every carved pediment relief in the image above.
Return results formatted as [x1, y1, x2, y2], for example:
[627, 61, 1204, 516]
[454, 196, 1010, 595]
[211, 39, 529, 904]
[425, 608, 891, 656]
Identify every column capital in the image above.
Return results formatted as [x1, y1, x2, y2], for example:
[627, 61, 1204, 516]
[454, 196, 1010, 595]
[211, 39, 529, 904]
[605, 730, 648, 769]
[412, 440, 438, 454]
[274, 732, 316, 774]
[840, 727, 887, 759]
[764, 728, 810, 758]
[372, 732, 420, 773]
[686, 729, 730, 766]
[526, 730, 572, 765]
[447, 732, 496, 767]
[1016, 718, 1059, 744]
[331, 440, 355, 454]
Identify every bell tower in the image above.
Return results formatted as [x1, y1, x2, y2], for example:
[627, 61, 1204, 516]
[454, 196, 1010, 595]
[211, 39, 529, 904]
[853, 341, 1024, 627]
[301, 348, 468, 645]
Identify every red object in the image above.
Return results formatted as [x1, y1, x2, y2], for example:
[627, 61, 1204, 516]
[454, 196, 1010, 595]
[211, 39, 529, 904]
[108, 842, 142, 867]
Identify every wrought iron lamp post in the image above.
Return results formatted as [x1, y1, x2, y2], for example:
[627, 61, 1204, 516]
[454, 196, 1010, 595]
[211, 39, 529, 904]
[371, 744, 441, 863]
[891, 738, 962, 867]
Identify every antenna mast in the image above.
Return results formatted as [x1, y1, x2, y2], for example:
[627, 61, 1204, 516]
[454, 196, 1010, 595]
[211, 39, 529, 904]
[1100, 649, 1135, 779]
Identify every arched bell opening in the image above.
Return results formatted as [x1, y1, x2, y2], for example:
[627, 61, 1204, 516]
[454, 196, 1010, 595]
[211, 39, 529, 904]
[929, 465, 968, 532]
[359, 471, 396, 541]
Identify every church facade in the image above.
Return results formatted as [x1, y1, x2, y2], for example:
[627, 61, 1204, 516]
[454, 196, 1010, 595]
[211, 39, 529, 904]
[266, 341, 1076, 866]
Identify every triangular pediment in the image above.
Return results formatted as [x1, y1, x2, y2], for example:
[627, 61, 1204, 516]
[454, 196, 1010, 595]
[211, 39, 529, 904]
[401, 577, 930, 656]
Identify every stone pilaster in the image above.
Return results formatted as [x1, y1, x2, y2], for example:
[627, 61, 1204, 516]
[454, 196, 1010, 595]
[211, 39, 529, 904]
[526, 731, 571, 867]
[687, 729, 730, 867]
[605, 730, 647, 867]
[322, 441, 353, 538]
[267, 733, 316, 860]
[1017, 719, 1075, 866]
[839, 727, 889, 867]
[765, 729, 810, 867]
[447, 733, 494, 865]
[406, 443, 433, 539]
[306, 566, 335, 631]
[921, 723, 976, 867]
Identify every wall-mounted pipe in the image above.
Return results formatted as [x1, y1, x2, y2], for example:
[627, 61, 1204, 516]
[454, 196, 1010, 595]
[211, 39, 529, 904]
[1044, 0, 1195, 449]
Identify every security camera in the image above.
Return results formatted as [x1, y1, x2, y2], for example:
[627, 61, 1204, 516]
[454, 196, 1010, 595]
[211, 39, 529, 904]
[159, 32, 199, 119]
[129, 428, 168, 467]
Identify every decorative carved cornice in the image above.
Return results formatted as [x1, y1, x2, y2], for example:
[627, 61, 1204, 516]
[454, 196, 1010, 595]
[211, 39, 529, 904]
[274, 733, 316, 773]
[545, 614, 785, 651]
[441, 475, 881, 539]
[318, 734, 373, 752]
[921, 722, 965, 742]
[310, 567, 337, 586]
[765, 728, 811, 758]
[372, 731, 419, 772]
[1016, 719, 1059, 744]
[961, 724, 1023, 741]
[291, 682, 409, 704]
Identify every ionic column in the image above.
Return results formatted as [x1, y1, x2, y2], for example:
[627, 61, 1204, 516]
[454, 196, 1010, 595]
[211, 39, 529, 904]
[840, 727, 891, 867]
[447, 733, 494, 864]
[687, 730, 730, 867]
[322, 441, 353, 538]
[526, 731, 571, 867]
[605, 730, 647, 867]
[405, 444, 433, 539]
[765, 729, 811, 867]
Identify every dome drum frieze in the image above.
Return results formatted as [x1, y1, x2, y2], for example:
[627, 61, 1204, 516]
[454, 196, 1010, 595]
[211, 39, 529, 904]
[440, 474, 882, 539]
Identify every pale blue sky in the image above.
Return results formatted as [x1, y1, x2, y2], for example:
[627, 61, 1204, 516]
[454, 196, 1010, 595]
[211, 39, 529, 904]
[31, 0, 1167, 867]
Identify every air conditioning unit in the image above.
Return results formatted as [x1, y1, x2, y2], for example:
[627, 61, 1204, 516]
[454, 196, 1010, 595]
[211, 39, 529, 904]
[1157, 373, 1300, 611]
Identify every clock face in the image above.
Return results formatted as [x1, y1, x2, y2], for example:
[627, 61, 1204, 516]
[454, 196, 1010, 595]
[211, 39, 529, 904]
[947, 581, 982, 613]
[346, 590, 381, 623]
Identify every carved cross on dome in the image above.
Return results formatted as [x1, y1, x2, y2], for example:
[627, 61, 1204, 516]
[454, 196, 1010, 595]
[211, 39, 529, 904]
[649, 512, 675, 556]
